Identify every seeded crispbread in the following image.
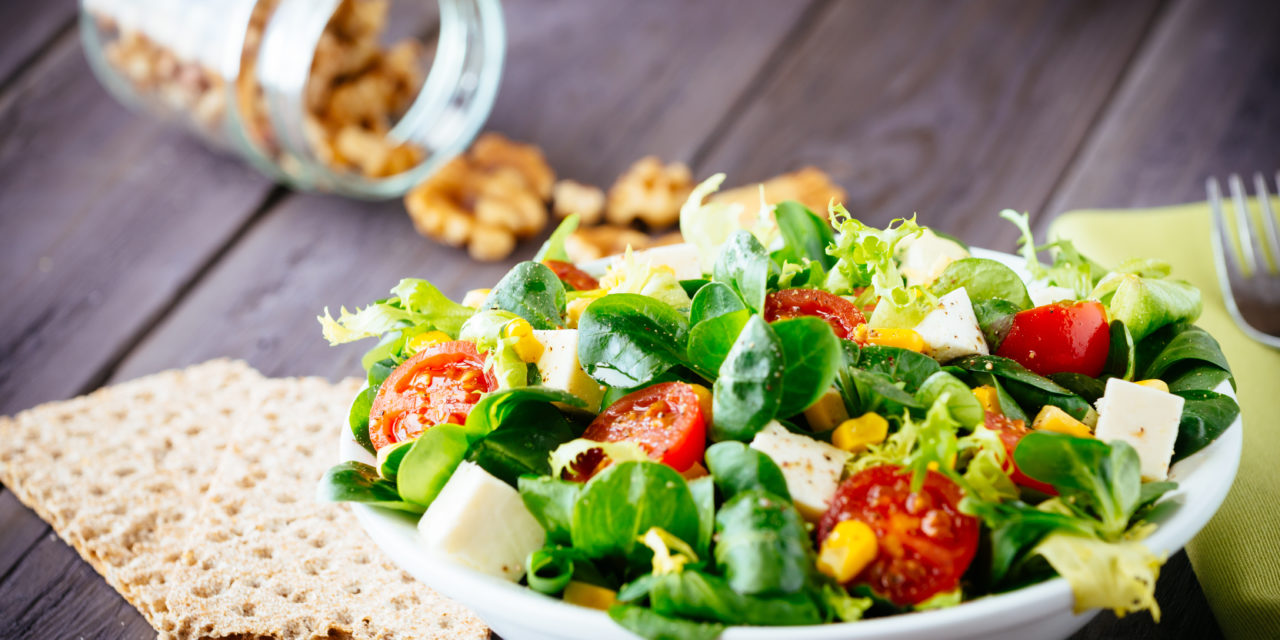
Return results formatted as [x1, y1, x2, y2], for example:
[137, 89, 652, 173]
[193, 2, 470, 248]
[0, 362, 488, 640]
[0, 359, 263, 588]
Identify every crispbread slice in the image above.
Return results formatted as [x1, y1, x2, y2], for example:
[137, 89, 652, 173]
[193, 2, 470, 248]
[0, 359, 263, 588]
[145, 374, 487, 640]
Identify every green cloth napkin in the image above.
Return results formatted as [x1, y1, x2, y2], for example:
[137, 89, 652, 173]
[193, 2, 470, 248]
[1051, 202, 1280, 640]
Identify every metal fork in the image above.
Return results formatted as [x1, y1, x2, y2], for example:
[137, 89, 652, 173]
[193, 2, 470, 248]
[1207, 172, 1280, 347]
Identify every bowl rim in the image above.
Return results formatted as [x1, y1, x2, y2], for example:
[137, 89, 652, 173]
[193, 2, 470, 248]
[338, 247, 1244, 638]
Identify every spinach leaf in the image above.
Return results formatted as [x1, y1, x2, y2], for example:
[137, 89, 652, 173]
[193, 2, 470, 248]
[608, 604, 725, 640]
[774, 317, 842, 417]
[316, 461, 423, 513]
[973, 298, 1020, 351]
[686, 309, 750, 378]
[1103, 320, 1136, 380]
[526, 547, 578, 595]
[647, 569, 823, 626]
[931, 258, 1032, 310]
[962, 498, 1094, 586]
[1013, 432, 1144, 539]
[713, 230, 771, 313]
[1172, 390, 1240, 462]
[348, 384, 379, 454]
[712, 316, 785, 441]
[518, 476, 582, 546]
[689, 476, 716, 558]
[535, 214, 579, 263]
[916, 371, 984, 428]
[578, 294, 691, 388]
[396, 424, 471, 508]
[466, 403, 576, 486]
[950, 355, 1091, 421]
[774, 201, 836, 269]
[704, 441, 791, 501]
[367, 357, 397, 386]
[376, 439, 414, 481]
[1141, 324, 1233, 383]
[857, 345, 941, 393]
[689, 281, 746, 326]
[571, 462, 700, 566]
[840, 367, 922, 416]
[681, 278, 711, 298]
[483, 261, 566, 330]
[1167, 365, 1234, 393]
[464, 386, 587, 436]
[1047, 373, 1107, 404]
[714, 488, 812, 595]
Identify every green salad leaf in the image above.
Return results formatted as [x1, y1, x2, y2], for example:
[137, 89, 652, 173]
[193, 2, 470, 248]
[535, 214, 579, 263]
[319, 277, 474, 346]
[578, 294, 691, 388]
[519, 476, 582, 546]
[711, 316, 785, 441]
[396, 424, 471, 508]
[773, 317, 841, 417]
[1172, 389, 1240, 462]
[713, 230, 772, 313]
[930, 257, 1032, 310]
[972, 298, 1020, 350]
[704, 441, 791, 501]
[714, 488, 811, 595]
[609, 604, 726, 640]
[686, 309, 750, 378]
[1103, 320, 1136, 380]
[348, 384, 379, 454]
[645, 569, 824, 626]
[773, 200, 836, 269]
[689, 281, 746, 326]
[526, 547, 579, 595]
[571, 462, 701, 567]
[1092, 272, 1201, 342]
[917, 371, 984, 429]
[316, 461, 423, 513]
[1034, 532, 1163, 619]
[483, 261, 567, 330]
[950, 355, 1092, 421]
[465, 402, 576, 486]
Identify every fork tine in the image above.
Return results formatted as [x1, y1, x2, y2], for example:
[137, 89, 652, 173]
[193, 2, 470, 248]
[1228, 173, 1259, 276]
[1208, 177, 1243, 277]
[1260, 172, 1280, 274]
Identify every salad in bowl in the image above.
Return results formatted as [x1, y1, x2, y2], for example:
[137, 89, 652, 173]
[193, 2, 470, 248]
[318, 175, 1239, 640]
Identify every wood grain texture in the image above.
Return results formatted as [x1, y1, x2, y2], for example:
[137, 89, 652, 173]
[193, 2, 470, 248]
[0, 0, 76, 88]
[0, 491, 48, 580]
[112, 0, 818, 383]
[1044, 0, 1280, 214]
[695, 0, 1163, 252]
[0, 39, 276, 416]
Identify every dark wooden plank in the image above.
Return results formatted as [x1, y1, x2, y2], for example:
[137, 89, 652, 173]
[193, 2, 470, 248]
[0, 0, 77, 88]
[0, 37, 276, 416]
[0, 528, 152, 640]
[694, 0, 1164, 252]
[111, 0, 818, 382]
[1044, 0, 1280, 214]
[0, 491, 49, 581]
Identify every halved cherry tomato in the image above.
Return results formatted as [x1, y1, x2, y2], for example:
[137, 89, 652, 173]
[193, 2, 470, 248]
[369, 341, 496, 450]
[543, 259, 600, 291]
[995, 300, 1110, 377]
[817, 465, 979, 606]
[573, 382, 709, 479]
[764, 288, 866, 340]
[986, 412, 1057, 495]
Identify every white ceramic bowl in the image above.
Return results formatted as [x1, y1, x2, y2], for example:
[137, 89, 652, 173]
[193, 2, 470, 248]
[338, 248, 1242, 640]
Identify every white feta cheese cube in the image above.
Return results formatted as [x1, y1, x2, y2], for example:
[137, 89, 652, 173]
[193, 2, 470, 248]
[749, 421, 851, 521]
[417, 462, 547, 581]
[532, 329, 606, 411]
[1094, 378, 1185, 481]
[1028, 283, 1078, 307]
[899, 229, 970, 287]
[614, 243, 704, 281]
[912, 287, 989, 362]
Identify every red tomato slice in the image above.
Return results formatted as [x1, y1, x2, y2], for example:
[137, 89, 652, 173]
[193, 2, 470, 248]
[575, 382, 709, 478]
[369, 341, 496, 450]
[817, 465, 980, 606]
[986, 412, 1057, 495]
[995, 300, 1110, 377]
[543, 259, 600, 291]
[764, 288, 866, 340]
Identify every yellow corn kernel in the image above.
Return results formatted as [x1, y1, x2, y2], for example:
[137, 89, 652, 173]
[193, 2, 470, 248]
[817, 520, 878, 583]
[563, 581, 617, 611]
[461, 288, 490, 308]
[405, 330, 451, 354]
[1032, 405, 1093, 438]
[1134, 379, 1170, 393]
[803, 389, 850, 432]
[973, 386, 1001, 416]
[566, 296, 594, 328]
[832, 413, 889, 452]
[864, 328, 926, 352]
[502, 317, 534, 339]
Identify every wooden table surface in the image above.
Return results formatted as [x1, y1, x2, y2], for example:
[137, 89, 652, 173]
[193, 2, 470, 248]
[2, 0, 1276, 638]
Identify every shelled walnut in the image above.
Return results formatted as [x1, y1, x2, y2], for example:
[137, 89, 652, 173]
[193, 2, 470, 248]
[562, 225, 686, 263]
[552, 180, 606, 225]
[709, 167, 846, 218]
[404, 133, 554, 261]
[605, 156, 694, 229]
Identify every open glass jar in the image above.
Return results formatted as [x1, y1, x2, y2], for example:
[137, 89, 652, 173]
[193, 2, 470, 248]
[80, 0, 505, 199]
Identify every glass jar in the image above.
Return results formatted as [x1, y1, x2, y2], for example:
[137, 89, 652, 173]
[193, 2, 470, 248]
[79, 0, 505, 199]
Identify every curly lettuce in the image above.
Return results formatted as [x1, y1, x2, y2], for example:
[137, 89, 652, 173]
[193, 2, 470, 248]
[826, 208, 937, 328]
[1034, 532, 1163, 620]
[319, 278, 473, 346]
[601, 247, 693, 310]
